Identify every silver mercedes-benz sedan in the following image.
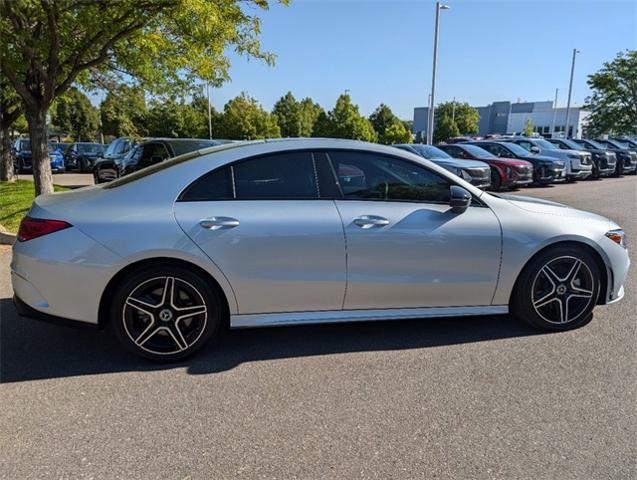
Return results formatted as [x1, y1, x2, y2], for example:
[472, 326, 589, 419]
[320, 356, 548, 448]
[11, 139, 630, 361]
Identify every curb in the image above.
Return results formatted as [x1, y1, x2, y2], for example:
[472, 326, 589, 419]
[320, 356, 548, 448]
[0, 226, 16, 245]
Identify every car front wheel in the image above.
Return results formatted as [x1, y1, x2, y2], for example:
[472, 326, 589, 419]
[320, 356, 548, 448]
[511, 246, 600, 331]
[111, 265, 224, 361]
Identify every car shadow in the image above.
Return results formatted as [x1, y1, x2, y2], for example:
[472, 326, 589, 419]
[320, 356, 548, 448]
[0, 297, 543, 383]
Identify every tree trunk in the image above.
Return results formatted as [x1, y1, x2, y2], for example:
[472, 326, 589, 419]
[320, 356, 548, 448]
[25, 107, 53, 195]
[0, 125, 17, 182]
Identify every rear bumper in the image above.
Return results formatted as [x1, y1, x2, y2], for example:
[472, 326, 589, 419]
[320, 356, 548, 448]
[13, 294, 99, 329]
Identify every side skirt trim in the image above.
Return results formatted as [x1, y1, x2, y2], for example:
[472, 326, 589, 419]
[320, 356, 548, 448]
[231, 305, 509, 329]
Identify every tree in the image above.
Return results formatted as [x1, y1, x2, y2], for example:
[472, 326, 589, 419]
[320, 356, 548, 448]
[0, 0, 286, 195]
[298, 98, 324, 136]
[317, 93, 377, 142]
[100, 85, 149, 138]
[584, 50, 637, 136]
[219, 93, 281, 140]
[432, 101, 479, 143]
[369, 103, 411, 144]
[52, 87, 99, 141]
[433, 115, 460, 144]
[523, 117, 534, 137]
[0, 79, 22, 182]
[273, 92, 302, 137]
[146, 96, 211, 138]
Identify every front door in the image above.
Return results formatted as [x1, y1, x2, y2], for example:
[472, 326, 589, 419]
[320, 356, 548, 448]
[326, 150, 502, 310]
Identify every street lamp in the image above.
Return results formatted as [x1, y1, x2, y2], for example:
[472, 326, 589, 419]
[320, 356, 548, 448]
[563, 48, 579, 139]
[427, 1, 450, 144]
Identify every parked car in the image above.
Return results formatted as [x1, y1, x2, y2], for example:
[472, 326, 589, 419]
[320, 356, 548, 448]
[573, 139, 636, 176]
[595, 139, 637, 175]
[64, 143, 105, 173]
[506, 137, 593, 181]
[393, 144, 491, 189]
[465, 141, 565, 185]
[94, 138, 225, 183]
[437, 143, 533, 191]
[11, 138, 65, 173]
[12, 139, 629, 361]
[92, 137, 136, 183]
[610, 137, 637, 150]
[547, 138, 616, 179]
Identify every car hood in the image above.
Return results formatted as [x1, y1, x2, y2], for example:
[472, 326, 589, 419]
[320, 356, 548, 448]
[482, 156, 530, 166]
[498, 193, 611, 224]
[430, 158, 490, 169]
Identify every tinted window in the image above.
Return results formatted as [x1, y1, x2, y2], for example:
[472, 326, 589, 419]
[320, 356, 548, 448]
[143, 143, 171, 161]
[327, 151, 450, 203]
[169, 140, 221, 156]
[406, 144, 452, 159]
[462, 144, 496, 158]
[180, 166, 234, 201]
[234, 152, 318, 199]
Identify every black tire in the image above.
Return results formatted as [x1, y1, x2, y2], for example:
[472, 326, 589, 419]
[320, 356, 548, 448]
[490, 169, 502, 191]
[511, 245, 600, 331]
[111, 265, 224, 361]
[590, 164, 600, 180]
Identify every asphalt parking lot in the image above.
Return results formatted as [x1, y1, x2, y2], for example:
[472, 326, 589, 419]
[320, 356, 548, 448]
[1, 176, 635, 479]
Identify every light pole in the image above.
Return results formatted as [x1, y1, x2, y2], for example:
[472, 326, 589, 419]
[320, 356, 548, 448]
[206, 82, 213, 140]
[427, 1, 450, 144]
[550, 88, 558, 137]
[564, 48, 579, 139]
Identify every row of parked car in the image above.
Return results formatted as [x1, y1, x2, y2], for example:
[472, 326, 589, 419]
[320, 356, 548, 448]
[10, 134, 637, 191]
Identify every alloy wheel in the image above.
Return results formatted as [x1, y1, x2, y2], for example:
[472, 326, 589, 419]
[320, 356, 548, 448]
[531, 256, 595, 325]
[122, 276, 208, 355]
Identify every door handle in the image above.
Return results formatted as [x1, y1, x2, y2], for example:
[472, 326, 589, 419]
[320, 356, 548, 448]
[353, 215, 390, 229]
[199, 217, 240, 230]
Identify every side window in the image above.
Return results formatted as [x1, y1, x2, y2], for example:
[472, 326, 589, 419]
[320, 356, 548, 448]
[233, 151, 317, 199]
[481, 144, 500, 156]
[180, 166, 234, 201]
[517, 141, 532, 152]
[327, 151, 451, 203]
[142, 143, 170, 163]
[448, 146, 466, 158]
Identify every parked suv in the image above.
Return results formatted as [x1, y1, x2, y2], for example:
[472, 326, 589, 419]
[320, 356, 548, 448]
[393, 144, 491, 189]
[64, 142, 105, 173]
[595, 139, 637, 175]
[94, 138, 225, 182]
[438, 143, 533, 191]
[507, 137, 592, 181]
[466, 141, 565, 185]
[547, 138, 616, 179]
[93, 137, 136, 183]
[573, 139, 636, 176]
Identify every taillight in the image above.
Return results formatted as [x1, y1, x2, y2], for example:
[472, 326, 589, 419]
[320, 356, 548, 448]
[17, 217, 72, 242]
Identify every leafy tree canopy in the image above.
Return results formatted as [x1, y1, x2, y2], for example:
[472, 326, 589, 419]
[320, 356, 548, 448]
[369, 103, 411, 144]
[299, 98, 324, 137]
[100, 85, 148, 138]
[317, 93, 377, 142]
[273, 91, 302, 137]
[584, 50, 637, 136]
[522, 117, 534, 137]
[219, 93, 281, 140]
[433, 101, 479, 143]
[51, 87, 99, 141]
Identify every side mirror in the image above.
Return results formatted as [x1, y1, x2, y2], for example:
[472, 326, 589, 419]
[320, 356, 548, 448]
[530, 146, 540, 154]
[449, 185, 472, 214]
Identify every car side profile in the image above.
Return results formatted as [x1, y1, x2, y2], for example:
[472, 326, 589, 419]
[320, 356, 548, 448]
[64, 142, 105, 173]
[437, 143, 533, 191]
[12, 139, 630, 361]
[12, 138, 66, 173]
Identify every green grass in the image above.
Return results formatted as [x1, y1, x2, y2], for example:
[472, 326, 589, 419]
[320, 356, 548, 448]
[0, 180, 69, 234]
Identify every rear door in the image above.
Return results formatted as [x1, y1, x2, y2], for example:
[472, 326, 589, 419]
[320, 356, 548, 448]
[325, 150, 502, 310]
[174, 150, 346, 314]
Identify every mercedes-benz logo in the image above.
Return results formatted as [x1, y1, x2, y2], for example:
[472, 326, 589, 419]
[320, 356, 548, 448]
[556, 285, 567, 295]
[159, 309, 174, 322]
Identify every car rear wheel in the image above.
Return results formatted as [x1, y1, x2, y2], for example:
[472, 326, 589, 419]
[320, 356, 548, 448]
[111, 265, 224, 361]
[511, 246, 600, 331]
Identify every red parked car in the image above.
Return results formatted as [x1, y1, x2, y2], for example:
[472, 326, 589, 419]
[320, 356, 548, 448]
[437, 143, 534, 191]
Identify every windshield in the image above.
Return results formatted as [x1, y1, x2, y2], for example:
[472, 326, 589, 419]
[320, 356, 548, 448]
[535, 139, 556, 150]
[560, 139, 582, 150]
[18, 139, 31, 150]
[462, 144, 496, 158]
[77, 144, 104, 153]
[408, 144, 451, 159]
[500, 142, 531, 156]
[576, 139, 606, 150]
[608, 140, 629, 149]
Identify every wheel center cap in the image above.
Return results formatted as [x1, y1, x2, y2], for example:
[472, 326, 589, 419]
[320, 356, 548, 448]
[556, 285, 567, 295]
[159, 309, 174, 322]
